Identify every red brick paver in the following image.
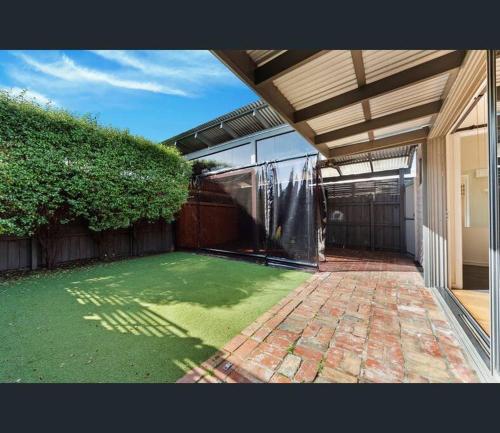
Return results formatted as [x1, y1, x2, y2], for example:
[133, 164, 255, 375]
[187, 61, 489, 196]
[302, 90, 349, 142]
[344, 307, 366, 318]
[177, 250, 479, 383]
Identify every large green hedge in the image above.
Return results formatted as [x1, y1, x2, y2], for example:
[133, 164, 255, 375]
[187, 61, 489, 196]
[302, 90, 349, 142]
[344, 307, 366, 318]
[0, 91, 191, 266]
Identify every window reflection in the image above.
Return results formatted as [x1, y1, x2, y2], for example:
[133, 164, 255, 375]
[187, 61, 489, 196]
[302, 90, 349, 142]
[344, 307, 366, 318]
[193, 143, 253, 173]
[257, 131, 315, 163]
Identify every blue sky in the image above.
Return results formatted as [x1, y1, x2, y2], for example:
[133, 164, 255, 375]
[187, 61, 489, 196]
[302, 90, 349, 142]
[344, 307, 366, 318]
[0, 50, 258, 142]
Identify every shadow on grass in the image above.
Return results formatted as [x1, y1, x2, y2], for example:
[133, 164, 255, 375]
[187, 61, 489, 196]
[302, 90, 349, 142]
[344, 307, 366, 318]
[0, 252, 307, 383]
[63, 252, 301, 308]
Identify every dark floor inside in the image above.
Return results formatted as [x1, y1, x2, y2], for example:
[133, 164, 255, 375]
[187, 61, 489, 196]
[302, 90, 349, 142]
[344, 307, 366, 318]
[462, 265, 489, 291]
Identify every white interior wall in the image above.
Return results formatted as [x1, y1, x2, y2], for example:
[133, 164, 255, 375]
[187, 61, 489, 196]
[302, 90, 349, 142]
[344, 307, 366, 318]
[460, 132, 489, 266]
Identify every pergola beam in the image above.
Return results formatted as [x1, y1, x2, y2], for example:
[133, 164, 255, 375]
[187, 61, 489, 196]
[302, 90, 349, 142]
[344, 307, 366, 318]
[254, 50, 325, 86]
[316, 100, 442, 145]
[328, 127, 429, 158]
[295, 50, 465, 123]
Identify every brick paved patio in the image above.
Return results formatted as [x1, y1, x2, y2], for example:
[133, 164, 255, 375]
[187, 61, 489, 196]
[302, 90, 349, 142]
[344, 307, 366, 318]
[178, 249, 479, 383]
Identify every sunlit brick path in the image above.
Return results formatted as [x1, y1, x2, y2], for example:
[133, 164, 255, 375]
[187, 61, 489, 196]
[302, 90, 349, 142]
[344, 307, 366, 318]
[178, 250, 479, 383]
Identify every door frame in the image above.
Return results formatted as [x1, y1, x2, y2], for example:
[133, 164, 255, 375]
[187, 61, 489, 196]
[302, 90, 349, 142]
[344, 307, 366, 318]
[446, 132, 464, 289]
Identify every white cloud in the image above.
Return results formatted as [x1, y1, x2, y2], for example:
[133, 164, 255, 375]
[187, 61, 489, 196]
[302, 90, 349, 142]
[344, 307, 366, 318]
[1, 86, 58, 106]
[90, 50, 232, 83]
[15, 53, 189, 96]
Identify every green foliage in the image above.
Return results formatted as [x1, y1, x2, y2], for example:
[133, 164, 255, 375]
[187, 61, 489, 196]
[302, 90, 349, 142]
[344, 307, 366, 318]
[0, 90, 191, 238]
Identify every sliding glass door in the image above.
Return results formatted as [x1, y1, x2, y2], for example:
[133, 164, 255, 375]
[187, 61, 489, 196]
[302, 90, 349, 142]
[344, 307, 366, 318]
[487, 50, 500, 376]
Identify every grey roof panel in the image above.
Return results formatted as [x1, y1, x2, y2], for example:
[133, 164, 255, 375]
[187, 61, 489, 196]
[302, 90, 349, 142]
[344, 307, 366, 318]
[162, 99, 285, 154]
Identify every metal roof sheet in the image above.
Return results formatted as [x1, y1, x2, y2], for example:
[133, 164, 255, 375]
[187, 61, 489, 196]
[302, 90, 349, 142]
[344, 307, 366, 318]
[363, 50, 453, 83]
[369, 73, 449, 118]
[325, 132, 371, 149]
[373, 116, 433, 139]
[372, 156, 409, 172]
[269, 50, 453, 151]
[321, 167, 340, 178]
[246, 50, 285, 66]
[162, 99, 285, 154]
[337, 161, 372, 176]
[273, 50, 358, 110]
[307, 103, 365, 134]
[183, 50, 462, 165]
[324, 144, 415, 177]
[329, 144, 414, 166]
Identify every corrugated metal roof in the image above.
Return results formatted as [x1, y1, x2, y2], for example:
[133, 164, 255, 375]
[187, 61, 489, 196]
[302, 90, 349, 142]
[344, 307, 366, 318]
[373, 116, 433, 139]
[321, 167, 340, 178]
[370, 73, 449, 118]
[307, 103, 365, 134]
[363, 50, 453, 83]
[162, 99, 285, 154]
[213, 50, 461, 163]
[337, 161, 372, 176]
[267, 50, 452, 153]
[182, 50, 462, 169]
[330, 144, 413, 165]
[273, 50, 358, 110]
[325, 132, 371, 149]
[246, 50, 285, 66]
[372, 145, 414, 160]
[372, 156, 409, 172]
[323, 144, 415, 178]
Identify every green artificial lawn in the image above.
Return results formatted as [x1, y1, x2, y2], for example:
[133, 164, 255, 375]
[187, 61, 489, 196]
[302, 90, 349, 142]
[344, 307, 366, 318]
[0, 252, 309, 383]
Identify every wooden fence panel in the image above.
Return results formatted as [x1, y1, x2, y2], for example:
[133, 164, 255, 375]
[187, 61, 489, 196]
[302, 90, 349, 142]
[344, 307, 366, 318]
[175, 202, 199, 249]
[135, 219, 174, 255]
[325, 178, 405, 252]
[175, 201, 240, 250]
[106, 229, 131, 259]
[0, 236, 31, 271]
[0, 220, 174, 273]
[51, 223, 97, 264]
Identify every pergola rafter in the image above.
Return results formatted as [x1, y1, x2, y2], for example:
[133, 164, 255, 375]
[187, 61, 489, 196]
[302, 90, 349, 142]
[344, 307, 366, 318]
[254, 50, 325, 86]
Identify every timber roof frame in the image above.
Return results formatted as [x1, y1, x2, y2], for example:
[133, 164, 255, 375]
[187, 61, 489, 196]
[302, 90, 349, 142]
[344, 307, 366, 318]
[212, 50, 467, 159]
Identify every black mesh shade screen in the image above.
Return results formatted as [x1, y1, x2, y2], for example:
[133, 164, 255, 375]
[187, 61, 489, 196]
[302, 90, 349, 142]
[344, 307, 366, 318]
[177, 156, 319, 266]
